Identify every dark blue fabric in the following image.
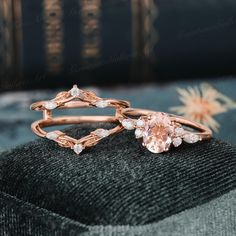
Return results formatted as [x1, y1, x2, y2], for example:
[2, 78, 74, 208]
[0, 125, 235, 229]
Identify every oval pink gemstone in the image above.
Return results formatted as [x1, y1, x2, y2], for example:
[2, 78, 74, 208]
[143, 113, 172, 153]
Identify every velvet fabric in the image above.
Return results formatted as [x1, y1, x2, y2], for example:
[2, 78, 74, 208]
[0, 124, 235, 235]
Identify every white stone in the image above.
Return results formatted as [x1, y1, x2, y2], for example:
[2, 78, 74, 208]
[183, 133, 200, 143]
[175, 127, 185, 136]
[73, 144, 84, 154]
[46, 131, 59, 140]
[121, 119, 135, 130]
[95, 100, 109, 108]
[93, 129, 109, 138]
[136, 119, 145, 128]
[70, 85, 80, 97]
[172, 137, 182, 147]
[45, 101, 57, 110]
[135, 128, 144, 139]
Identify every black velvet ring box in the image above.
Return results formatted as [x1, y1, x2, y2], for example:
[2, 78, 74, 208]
[0, 124, 236, 235]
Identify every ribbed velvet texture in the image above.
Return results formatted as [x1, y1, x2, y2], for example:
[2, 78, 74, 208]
[0, 124, 235, 229]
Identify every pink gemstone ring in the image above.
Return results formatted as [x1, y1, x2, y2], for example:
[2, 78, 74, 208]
[117, 108, 213, 154]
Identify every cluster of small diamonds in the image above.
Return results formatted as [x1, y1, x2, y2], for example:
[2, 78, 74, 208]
[172, 127, 201, 147]
[121, 117, 146, 138]
[121, 114, 201, 150]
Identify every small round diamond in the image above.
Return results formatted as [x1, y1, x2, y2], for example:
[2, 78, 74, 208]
[172, 137, 182, 147]
[183, 133, 200, 143]
[95, 100, 109, 108]
[45, 101, 57, 110]
[70, 85, 80, 97]
[121, 119, 135, 130]
[46, 132, 59, 140]
[73, 144, 84, 154]
[93, 129, 109, 138]
[135, 128, 144, 139]
[136, 119, 145, 128]
[175, 127, 185, 136]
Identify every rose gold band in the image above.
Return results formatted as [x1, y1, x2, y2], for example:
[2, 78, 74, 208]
[31, 116, 122, 151]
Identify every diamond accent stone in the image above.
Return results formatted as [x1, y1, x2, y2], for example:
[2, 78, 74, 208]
[135, 128, 144, 139]
[95, 100, 109, 108]
[70, 85, 80, 97]
[121, 119, 135, 130]
[46, 132, 59, 140]
[93, 129, 109, 138]
[136, 119, 145, 128]
[45, 101, 57, 110]
[172, 137, 182, 147]
[183, 133, 200, 143]
[73, 144, 84, 154]
[175, 127, 185, 136]
[142, 113, 173, 153]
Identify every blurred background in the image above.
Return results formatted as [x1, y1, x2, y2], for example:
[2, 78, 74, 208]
[0, 0, 236, 151]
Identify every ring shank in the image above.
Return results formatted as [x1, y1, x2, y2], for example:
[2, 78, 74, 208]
[31, 99, 130, 111]
[31, 116, 122, 138]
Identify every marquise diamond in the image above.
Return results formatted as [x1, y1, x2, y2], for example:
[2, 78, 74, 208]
[93, 129, 109, 138]
[46, 132, 59, 140]
[45, 101, 57, 110]
[183, 133, 200, 143]
[95, 100, 109, 108]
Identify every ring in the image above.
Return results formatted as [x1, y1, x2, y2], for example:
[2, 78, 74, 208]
[31, 116, 122, 154]
[30, 85, 130, 154]
[117, 108, 213, 154]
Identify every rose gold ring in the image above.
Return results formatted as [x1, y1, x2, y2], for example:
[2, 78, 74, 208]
[30, 85, 130, 154]
[31, 116, 122, 154]
[117, 108, 213, 154]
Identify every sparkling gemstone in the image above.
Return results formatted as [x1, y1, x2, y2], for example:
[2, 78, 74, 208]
[142, 113, 173, 153]
[135, 128, 144, 139]
[175, 127, 185, 136]
[70, 85, 80, 97]
[93, 129, 109, 138]
[136, 119, 145, 128]
[46, 132, 59, 140]
[121, 119, 135, 130]
[183, 133, 200, 143]
[172, 137, 182, 147]
[45, 101, 57, 110]
[73, 144, 84, 154]
[95, 100, 109, 108]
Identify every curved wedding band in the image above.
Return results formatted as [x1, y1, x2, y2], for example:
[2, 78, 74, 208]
[30, 85, 130, 154]
[31, 116, 122, 154]
[117, 108, 212, 154]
